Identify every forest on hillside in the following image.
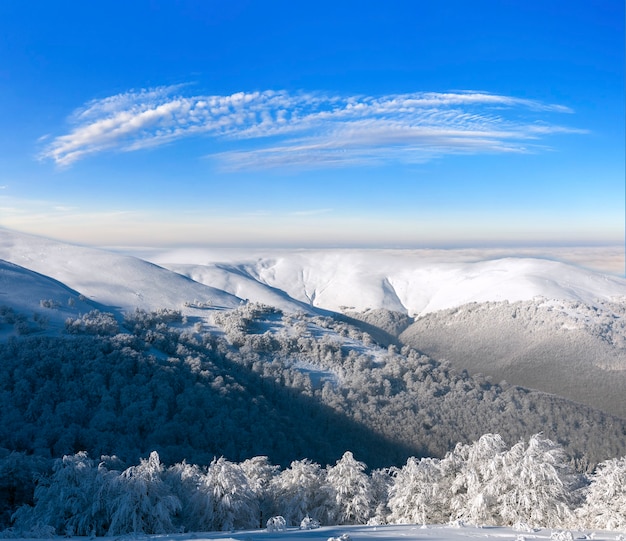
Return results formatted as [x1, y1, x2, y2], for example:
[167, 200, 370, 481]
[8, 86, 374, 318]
[1, 302, 626, 534]
[1, 303, 625, 469]
[397, 298, 626, 418]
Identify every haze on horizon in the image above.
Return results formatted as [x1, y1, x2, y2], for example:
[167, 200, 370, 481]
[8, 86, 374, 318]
[0, 1, 623, 251]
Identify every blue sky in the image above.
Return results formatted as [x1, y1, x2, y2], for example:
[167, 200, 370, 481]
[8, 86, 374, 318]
[0, 0, 623, 248]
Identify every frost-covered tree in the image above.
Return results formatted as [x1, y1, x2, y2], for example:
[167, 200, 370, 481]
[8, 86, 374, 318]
[448, 433, 507, 525]
[65, 310, 119, 335]
[195, 457, 258, 531]
[272, 459, 332, 526]
[163, 460, 204, 531]
[387, 457, 447, 525]
[326, 451, 373, 525]
[0, 452, 48, 529]
[493, 434, 581, 528]
[241, 456, 279, 528]
[577, 456, 626, 530]
[10, 452, 106, 537]
[105, 451, 180, 535]
[368, 467, 393, 524]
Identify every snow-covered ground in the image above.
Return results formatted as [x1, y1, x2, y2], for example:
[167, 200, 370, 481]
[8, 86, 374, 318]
[13, 523, 624, 541]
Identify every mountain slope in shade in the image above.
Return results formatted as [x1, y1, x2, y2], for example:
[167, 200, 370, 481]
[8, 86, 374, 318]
[0, 229, 242, 316]
[0, 259, 101, 337]
[151, 249, 626, 316]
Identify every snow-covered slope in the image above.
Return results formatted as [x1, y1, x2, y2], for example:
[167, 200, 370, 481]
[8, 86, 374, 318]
[165, 263, 318, 314]
[0, 259, 91, 314]
[400, 298, 626, 419]
[0, 229, 242, 316]
[152, 249, 626, 316]
[0, 259, 101, 337]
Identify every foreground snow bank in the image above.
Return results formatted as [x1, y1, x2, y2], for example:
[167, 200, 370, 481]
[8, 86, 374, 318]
[193, 524, 624, 541]
[8, 523, 624, 541]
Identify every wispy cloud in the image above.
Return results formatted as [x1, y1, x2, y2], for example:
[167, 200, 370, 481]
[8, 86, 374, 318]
[39, 86, 584, 169]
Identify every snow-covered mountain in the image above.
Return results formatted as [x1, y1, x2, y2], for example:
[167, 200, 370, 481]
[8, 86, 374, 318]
[152, 248, 626, 316]
[143, 245, 626, 420]
[2, 228, 625, 320]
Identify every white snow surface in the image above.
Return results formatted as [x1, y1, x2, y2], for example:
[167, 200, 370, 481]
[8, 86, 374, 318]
[151, 249, 626, 316]
[0, 229, 242, 315]
[11, 523, 624, 541]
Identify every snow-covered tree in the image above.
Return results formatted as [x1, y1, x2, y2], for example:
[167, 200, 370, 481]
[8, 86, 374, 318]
[326, 451, 373, 525]
[0, 452, 48, 529]
[387, 456, 447, 525]
[11, 452, 106, 537]
[272, 458, 331, 526]
[577, 456, 626, 530]
[493, 434, 581, 528]
[196, 456, 258, 531]
[368, 467, 394, 524]
[163, 460, 204, 531]
[105, 451, 181, 535]
[448, 433, 506, 525]
[241, 456, 279, 528]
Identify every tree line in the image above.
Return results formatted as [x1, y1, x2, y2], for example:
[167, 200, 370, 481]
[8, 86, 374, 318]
[1, 433, 624, 537]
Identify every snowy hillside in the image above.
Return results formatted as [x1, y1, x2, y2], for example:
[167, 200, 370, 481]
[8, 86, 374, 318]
[0, 260, 100, 338]
[2, 229, 626, 422]
[151, 249, 626, 316]
[2, 229, 624, 318]
[399, 298, 626, 418]
[164, 262, 319, 314]
[2, 229, 626, 537]
[0, 229, 242, 317]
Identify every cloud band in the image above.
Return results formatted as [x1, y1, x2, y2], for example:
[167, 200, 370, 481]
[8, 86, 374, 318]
[40, 86, 583, 169]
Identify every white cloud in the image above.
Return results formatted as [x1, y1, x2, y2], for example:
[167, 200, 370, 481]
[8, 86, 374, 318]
[39, 87, 584, 169]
